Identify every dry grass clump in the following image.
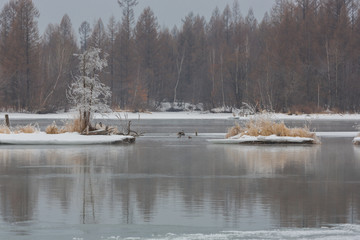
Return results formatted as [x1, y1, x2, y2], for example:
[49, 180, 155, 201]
[45, 122, 61, 134]
[226, 116, 317, 140]
[0, 125, 11, 134]
[13, 123, 39, 134]
[0, 123, 39, 134]
[226, 123, 242, 139]
[45, 118, 82, 134]
[62, 117, 82, 133]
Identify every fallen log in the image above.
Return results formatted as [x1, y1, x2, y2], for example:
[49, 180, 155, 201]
[84, 129, 111, 135]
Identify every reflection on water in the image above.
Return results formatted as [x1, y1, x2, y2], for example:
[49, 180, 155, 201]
[215, 144, 320, 175]
[0, 138, 359, 238]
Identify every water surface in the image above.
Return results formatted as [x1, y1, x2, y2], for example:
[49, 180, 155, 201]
[0, 119, 359, 239]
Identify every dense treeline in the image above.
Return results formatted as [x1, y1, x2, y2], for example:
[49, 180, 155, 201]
[0, 0, 360, 113]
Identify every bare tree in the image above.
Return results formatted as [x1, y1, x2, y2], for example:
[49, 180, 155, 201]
[173, 48, 185, 104]
[39, 14, 77, 112]
[116, 0, 138, 107]
[0, 0, 40, 110]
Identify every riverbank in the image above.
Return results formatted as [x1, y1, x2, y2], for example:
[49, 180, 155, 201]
[1, 111, 360, 121]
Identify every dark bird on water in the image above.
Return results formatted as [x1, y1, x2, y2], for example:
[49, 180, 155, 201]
[177, 130, 185, 138]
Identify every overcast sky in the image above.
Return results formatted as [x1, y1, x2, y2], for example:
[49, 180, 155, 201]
[1, 0, 276, 35]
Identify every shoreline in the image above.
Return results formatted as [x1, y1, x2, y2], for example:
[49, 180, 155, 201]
[0, 111, 360, 121]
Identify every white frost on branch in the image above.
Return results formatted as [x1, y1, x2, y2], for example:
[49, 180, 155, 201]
[67, 47, 111, 128]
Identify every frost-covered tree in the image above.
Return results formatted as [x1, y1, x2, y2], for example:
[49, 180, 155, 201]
[67, 47, 111, 132]
[79, 21, 91, 52]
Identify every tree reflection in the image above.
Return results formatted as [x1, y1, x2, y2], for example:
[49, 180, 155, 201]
[0, 148, 40, 224]
[0, 140, 359, 229]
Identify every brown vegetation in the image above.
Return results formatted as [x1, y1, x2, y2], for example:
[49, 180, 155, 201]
[0, 125, 11, 134]
[62, 118, 83, 133]
[13, 124, 39, 134]
[0, 122, 39, 134]
[226, 116, 317, 141]
[45, 118, 82, 134]
[45, 122, 62, 134]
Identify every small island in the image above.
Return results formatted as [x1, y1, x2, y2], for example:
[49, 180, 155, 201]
[0, 48, 135, 145]
[208, 115, 319, 145]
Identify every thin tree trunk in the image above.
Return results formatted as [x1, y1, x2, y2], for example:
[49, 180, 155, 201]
[40, 48, 65, 109]
[220, 52, 225, 107]
[235, 46, 239, 95]
[326, 38, 331, 107]
[173, 48, 185, 104]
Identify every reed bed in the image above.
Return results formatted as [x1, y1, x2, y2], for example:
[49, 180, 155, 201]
[226, 115, 317, 140]
[45, 118, 82, 134]
[13, 123, 39, 134]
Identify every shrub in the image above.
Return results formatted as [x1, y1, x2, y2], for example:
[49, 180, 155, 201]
[45, 122, 61, 134]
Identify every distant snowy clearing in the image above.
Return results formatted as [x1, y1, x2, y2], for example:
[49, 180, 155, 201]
[1, 111, 360, 120]
[0, 133, 134, 145]
[208, 134, 318, 144]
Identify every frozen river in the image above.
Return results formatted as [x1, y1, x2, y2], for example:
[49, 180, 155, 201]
[0, 117, 360, 239]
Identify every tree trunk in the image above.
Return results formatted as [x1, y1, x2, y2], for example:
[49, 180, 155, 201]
[173, 48, 185, 105]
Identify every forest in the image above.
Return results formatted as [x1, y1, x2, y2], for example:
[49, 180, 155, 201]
[0, 0, 360, 113]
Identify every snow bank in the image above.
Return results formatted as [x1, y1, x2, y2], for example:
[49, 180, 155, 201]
[208, 134, 317, 144]
[0, 132, 134, 145]
[156, 102, 204, 112]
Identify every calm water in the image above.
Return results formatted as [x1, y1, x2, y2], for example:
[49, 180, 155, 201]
[0, 118, 360, 239]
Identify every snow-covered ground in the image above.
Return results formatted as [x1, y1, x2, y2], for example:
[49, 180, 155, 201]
[1, 111, 360, 120]
[0, 132, 134, 145]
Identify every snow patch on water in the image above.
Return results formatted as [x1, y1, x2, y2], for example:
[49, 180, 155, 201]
[99, 225, 360, 240]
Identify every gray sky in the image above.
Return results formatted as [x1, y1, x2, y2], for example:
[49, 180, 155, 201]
[3, 0, 276, 35]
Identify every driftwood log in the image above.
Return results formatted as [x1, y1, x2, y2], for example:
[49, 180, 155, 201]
[84, 129, 111, 135]
[81, 121, 142, 137]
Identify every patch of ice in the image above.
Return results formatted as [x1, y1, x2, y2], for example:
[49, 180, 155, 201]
[208, 134, 317, 144]
[317, 132, 358, 138]
[100, 224, 360, 240]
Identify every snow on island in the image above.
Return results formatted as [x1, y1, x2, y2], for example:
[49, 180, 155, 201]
[208, 134, 317, 144]
[353, 136, 360, 145]
[0, 132, 135, 145]
[208, 115, 319, 145]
